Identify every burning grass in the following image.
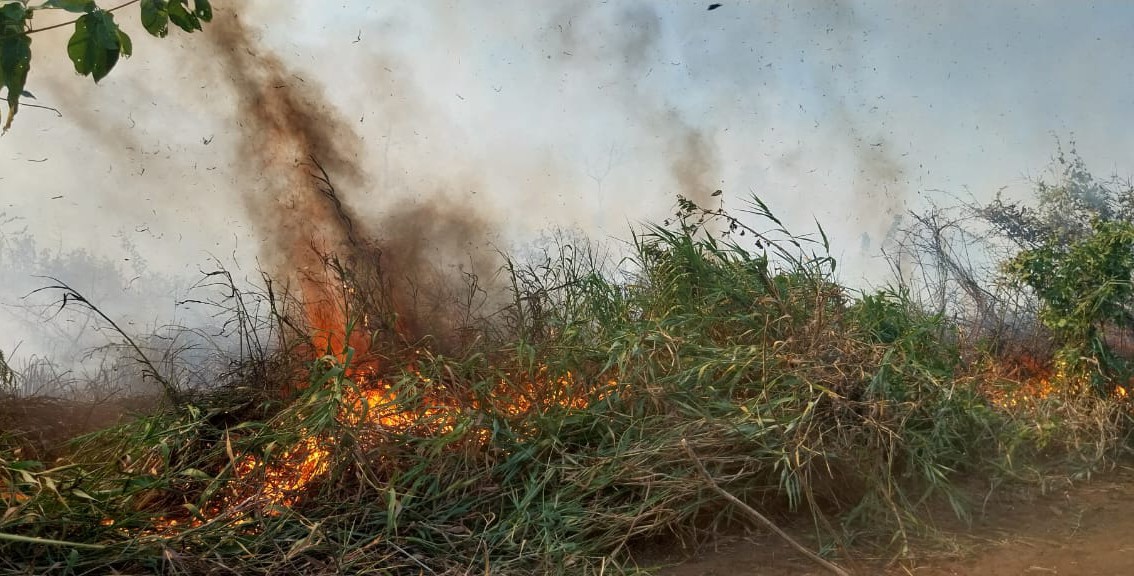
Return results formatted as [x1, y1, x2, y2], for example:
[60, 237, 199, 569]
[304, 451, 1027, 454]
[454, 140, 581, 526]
[1, 196, 1132, 575]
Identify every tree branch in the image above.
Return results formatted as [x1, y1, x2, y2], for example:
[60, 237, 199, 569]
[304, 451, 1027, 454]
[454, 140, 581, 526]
[23, 0, 142, 36]
[681, 438, 852, 576]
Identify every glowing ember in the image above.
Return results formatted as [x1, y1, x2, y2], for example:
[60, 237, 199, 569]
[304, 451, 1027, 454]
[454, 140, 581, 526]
[1, 490, 29, 505]
[225, 364, 612, 510]
[983, 355, 1134, 408]
[184, 268, 616, 516]
[236, 435, 333, 507]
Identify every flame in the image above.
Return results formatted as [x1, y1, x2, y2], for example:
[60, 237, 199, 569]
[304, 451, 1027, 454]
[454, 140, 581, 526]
[236, 435, 332, 508]
[983, 354, 1134, 408]
[984, 354, 1066, 409]
[137, 269, 616, 532]
[1, 490, 29, 505]
[229, 364, 611, 510]
[300, 274, 370, 362]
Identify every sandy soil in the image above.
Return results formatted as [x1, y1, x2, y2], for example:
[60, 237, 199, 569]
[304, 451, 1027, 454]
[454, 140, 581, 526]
[641, 467, 1134, 576]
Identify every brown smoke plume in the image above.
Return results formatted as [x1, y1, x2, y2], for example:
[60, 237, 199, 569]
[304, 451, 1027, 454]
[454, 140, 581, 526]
[549, 3, 722, 209]
[207, 14, 363, 268]
[204, 12, 497, 352]
[666, 117, 721, 208]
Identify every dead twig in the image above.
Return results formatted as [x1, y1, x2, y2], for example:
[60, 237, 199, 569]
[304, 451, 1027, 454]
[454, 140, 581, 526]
[28, 277, 181, 404]
[681, 438, 852, 576]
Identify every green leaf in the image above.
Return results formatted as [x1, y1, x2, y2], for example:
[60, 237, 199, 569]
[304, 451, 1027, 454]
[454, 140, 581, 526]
[179, 468, 213, 480]
[70, 488, 96, 500]
[67, 10, 129, 83]
[7, 459, 43, 472]
[40, 0, 96, 13]
[183, 502, 205, 520]
[0, 1, 31, 132]
[167, 0, 200, 32]
[118, 26, 132, 57]
[193, 0, 211, 22]
[140, 0, 169, 37]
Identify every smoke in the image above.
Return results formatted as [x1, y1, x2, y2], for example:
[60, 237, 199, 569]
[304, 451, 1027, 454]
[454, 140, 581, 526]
[667, 122, 720, 208]
[201, 11, 501, 348]
[757, 0, 910, 266]
[6, 0, 1134, 364]
[197, 3, 725, 346]
[547, 2, 722, 207]
[205, 14, 363, 269]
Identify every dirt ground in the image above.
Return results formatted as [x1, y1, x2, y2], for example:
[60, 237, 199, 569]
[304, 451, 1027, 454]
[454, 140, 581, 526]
[640, 467, 1134, 576]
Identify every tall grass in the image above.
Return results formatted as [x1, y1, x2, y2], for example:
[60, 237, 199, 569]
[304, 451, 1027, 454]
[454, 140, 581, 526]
[0, 195, 1129, 575]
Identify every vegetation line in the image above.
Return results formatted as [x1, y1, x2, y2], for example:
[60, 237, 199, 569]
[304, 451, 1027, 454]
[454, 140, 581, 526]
[0, 532, 107, 550]
[5, 167, 1132, 573]
[681, 438, 853, 576]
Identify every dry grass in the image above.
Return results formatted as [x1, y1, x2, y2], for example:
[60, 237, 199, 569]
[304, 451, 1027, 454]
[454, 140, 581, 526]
[1, 196, 1130, 575]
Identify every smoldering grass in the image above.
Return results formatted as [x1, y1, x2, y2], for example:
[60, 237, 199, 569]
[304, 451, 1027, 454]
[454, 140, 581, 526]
[0, 194, 1130, 575]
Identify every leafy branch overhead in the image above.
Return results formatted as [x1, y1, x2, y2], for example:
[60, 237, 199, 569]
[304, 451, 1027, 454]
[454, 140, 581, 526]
[0, 0, 212, 132]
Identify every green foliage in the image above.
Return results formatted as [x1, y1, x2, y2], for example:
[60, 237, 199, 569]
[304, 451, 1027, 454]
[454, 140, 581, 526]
[0, 0, 212, 132]
[167, 0, 210, 32]
[0, 195, 1125, 574]
[139, 0, 212, 37]
[0, 2, 31, 132]
[980, 146, 1134, 249]
[978, 147, 1134, 391]
[851, 289, 958, 376]
[1007, 219, 1134, 385]
[138, 0, 167, 36]
[67, 9, 130, 82]
[41, 0, 95, 12]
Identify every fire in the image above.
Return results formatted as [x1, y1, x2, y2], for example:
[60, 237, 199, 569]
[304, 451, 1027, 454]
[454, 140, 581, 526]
[982, 353, 1058, 409]
[229, 364, 611, 510]
[133, 265, 616, 533]
[236, 435, 332, 508]
[299, 275, 370, 363]
[984, 354, 1134, 408]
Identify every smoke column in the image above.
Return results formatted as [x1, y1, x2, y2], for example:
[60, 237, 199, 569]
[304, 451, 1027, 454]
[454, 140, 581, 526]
[3, 1, 1134, 364]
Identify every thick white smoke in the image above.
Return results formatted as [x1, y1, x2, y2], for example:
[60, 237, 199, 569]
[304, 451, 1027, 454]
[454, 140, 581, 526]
[3, 0, 1133, 368]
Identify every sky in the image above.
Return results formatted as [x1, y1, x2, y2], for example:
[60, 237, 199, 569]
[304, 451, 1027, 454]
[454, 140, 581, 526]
[2, 0, 1133, 364]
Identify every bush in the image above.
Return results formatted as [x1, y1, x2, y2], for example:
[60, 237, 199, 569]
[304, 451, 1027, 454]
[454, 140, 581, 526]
[0, 193, 1128, 575]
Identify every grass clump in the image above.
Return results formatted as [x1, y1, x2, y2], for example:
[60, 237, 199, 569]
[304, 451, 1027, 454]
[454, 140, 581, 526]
[0, 194, 1129, 575]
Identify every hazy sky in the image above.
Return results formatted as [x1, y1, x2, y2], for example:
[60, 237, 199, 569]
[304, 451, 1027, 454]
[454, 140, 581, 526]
[2, 0, 1133, 361]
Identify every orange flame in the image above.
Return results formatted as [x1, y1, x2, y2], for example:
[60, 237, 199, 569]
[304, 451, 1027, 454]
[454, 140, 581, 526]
[225, 364, 612, 511]
[300, 273, 370, 362]
[148, 270, 617, 531]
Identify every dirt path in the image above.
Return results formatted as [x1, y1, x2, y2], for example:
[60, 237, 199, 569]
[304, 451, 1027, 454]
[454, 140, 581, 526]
[643, 467, 1134, 576]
